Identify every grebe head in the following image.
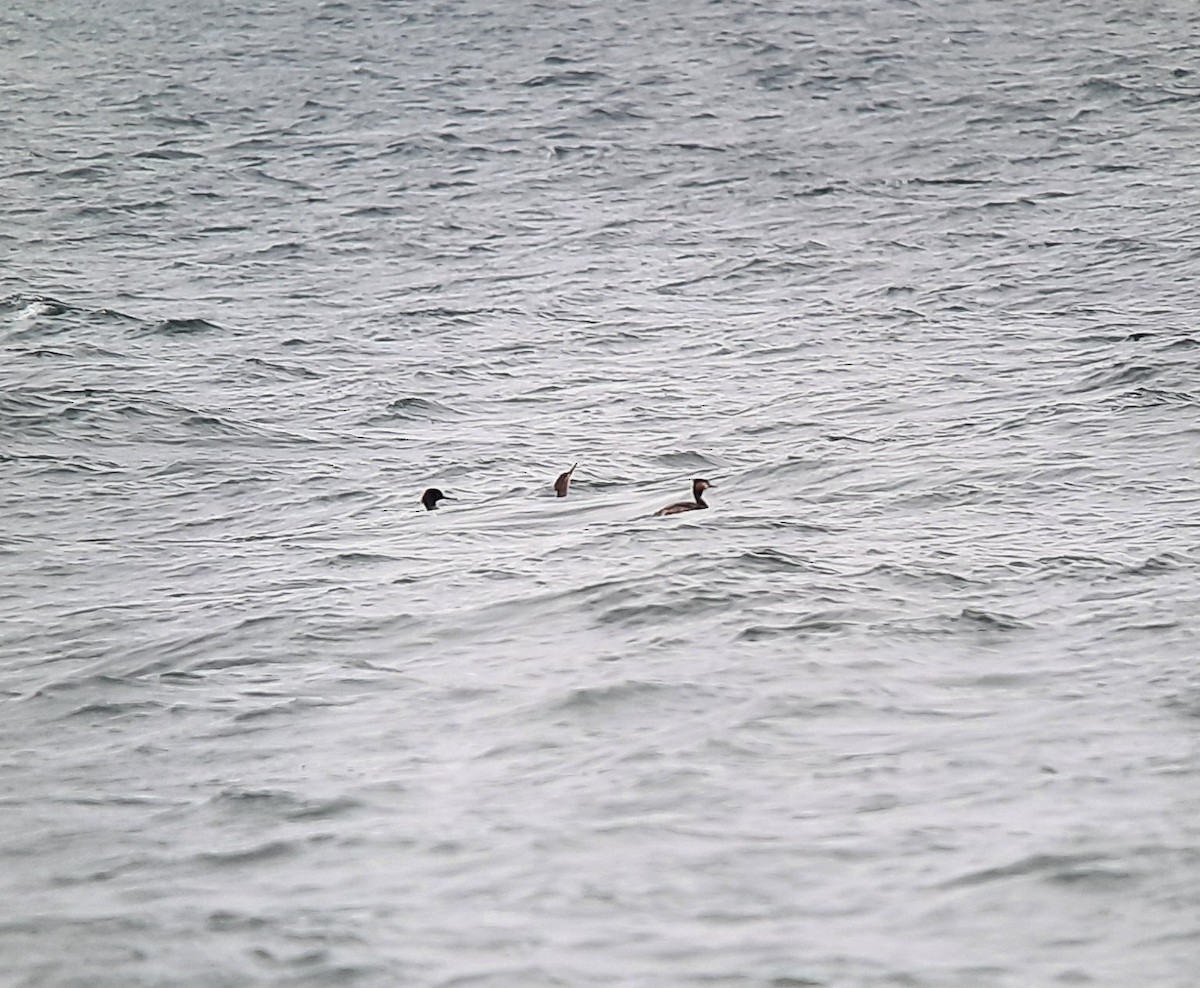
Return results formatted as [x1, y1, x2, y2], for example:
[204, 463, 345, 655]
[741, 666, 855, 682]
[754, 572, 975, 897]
[692, 478, 713, 497]
[421, 487, 451, 510]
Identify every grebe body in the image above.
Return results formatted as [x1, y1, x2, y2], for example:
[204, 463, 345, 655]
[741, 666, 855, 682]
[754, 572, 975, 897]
[654, 479, 713, 516]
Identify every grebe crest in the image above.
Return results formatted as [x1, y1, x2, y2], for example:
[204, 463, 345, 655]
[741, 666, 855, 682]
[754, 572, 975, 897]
[554, 462, 577, 498]
[421, 488, 451, 510]
[654, 478, 714, 516]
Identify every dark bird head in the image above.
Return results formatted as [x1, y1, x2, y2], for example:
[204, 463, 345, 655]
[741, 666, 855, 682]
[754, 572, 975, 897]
[554, 462, 578, 498]
[421, 487, 451, 510]
[692, 478, 713, 497]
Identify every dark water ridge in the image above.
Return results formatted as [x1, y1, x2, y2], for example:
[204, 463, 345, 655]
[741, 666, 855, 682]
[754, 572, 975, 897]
[4, 0, 1200, 986]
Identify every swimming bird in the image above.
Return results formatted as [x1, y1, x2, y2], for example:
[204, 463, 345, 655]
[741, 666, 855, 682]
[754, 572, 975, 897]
[654, 479, 714, 516]
[421, 488, 451, 510]
[554, 462, 577, 498]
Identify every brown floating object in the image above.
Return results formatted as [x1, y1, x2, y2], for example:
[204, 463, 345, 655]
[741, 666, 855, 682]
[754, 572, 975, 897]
[654, 478, 713, 516]
[554, 462, 577, 498]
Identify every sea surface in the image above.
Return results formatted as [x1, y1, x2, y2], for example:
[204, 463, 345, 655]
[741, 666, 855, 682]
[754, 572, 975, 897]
[2, 0, 1199, 985]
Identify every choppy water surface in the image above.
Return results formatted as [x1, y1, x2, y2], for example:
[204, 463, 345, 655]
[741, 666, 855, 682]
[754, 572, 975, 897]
[3, 0, 1199, 985]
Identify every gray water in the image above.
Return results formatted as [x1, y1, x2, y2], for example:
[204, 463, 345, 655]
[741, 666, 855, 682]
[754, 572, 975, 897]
[3, 0, 1200, 985]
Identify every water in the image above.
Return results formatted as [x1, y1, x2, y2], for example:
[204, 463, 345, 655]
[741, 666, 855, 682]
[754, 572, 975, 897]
[3, 0, 1200, 985]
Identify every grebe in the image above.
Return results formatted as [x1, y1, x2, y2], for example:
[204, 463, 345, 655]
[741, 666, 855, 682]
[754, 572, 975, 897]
[421, 488, 451, 510]
[654, 479, 714, 516]
[554, 462, 577, 497]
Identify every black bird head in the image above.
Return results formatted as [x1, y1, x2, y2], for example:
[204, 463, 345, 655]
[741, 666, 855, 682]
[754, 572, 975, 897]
[421, 488, 450, 510]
